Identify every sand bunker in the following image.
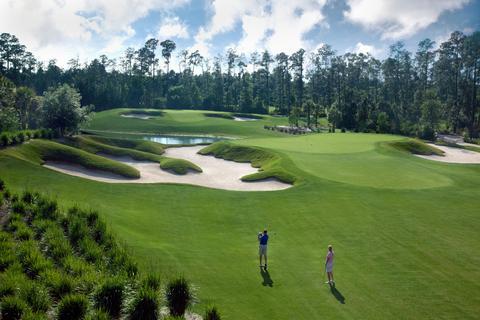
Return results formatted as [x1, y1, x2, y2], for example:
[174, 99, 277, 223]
[233, 116, 259, 121]
[415, 144, 480, 164]
[43, 146, 291, 191]
[121, 114, 151, 119]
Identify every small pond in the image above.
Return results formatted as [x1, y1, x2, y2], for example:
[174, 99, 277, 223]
[143, 135, 226, 145]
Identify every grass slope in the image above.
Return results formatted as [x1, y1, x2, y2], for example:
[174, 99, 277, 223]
[389, 139, 445, 156]
[6, 139, 140, 179]
[2, 117, 480, 319]
[199, 142, 297, 184]
[65, 136, 201, 175]
[120, 109, 165, 117]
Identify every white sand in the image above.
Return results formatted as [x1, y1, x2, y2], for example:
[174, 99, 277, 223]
[43, 146, 291, 191]
[233, 116, 259, 121]
[415, 144, 480, 164]
[121, 114, 151, 120]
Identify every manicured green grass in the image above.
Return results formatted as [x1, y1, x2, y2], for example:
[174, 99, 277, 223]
[86, 109, 290, 137]
[1, 109, 479, 319]
[4, 139, 140, 179]
[120, 109, 165, 117]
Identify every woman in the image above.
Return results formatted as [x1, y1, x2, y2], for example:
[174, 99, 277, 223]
[325, 245, 335, 285]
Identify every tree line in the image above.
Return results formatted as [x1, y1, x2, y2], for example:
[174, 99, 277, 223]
[0, 30, 479, 139]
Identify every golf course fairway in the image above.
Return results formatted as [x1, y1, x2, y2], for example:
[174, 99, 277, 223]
[1, 109, 479, 319]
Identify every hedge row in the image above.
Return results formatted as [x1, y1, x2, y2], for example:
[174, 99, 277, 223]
[0, 129, 56, 147]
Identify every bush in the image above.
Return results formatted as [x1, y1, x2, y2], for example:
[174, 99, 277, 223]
[418, 125, 436, 141]
[0, 133, 12, 146]
[17, 241, 51, 278]
[86, 309, 110, 320]
[16, 132, 26, 143]
[205, 306, 221, 320]
[128, 287, 159, 320]
[0, 296, 28, 320]
[36, 198, 58, 220]
[41, 223, 72, 263]
[94, 278, 124, 318]
[40, 270, 75, 299]
[20, 282, 50, 313]
[142, 273, 161, 291]
[78, 237, 102, 263]
[57, 294, 88, 320]
[165, 277, 192, 317]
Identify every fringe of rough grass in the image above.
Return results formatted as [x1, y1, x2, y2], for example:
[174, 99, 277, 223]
[120, 110, 164, 117]
[388, 139, 445, 156]
[199, 142, 296, 184]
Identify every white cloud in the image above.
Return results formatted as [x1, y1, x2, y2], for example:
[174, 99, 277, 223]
[0, 0, 190, 67]
[344, 0, 470, 39]
[193, 0, 328, 57]
[158, 17, 189, 39]
[352, 42, 381, 56]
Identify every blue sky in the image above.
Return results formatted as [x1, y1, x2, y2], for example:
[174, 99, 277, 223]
[0, 0, 479, 68]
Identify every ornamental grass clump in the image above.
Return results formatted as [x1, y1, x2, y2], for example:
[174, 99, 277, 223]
[0, 296, 28, 320]
[128, 287, 159, 320]
[94, 278, 125, 318]
[57, 294, 88, 320]
[165, 277, 192, 317]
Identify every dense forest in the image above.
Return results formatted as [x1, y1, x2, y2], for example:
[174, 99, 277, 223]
[0, 30, 479, 139]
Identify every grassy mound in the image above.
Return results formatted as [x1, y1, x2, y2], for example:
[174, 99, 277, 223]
[12, 140, 140, 179]
[66, 136, 202, 175]
[120, 110, 164, 117]
[389, 139, 445, 156]
[86, 135, 165, 155]
[199, 141, 296, 184]
[64, 136, 162, 162]
[203, 112, 234, 120]
[160, 157, 202, 175]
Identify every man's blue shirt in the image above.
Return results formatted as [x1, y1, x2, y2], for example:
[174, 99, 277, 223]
[260, 234, 269, 245]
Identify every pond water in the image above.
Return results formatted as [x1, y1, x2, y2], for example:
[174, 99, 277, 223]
[143, 135, 225, 145]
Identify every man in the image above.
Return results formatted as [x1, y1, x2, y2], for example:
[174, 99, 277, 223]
[258, 229, 269, 269]
[325, 244, 335, 285]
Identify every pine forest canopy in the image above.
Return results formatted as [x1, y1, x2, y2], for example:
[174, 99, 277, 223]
[0, 30, 479, 138]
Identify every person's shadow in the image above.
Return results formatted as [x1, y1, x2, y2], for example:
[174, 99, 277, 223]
[260, 268, 273, 287]
[330, 284, 345, 304]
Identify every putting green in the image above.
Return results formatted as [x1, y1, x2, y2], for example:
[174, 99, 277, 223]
[1, 109, 479, 319]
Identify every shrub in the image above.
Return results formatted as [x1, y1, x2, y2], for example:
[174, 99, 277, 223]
[11, 201, 27, 215]
[16, 131, 26, 143]
[36, 198, 58, 220]
[78, 237, 102, 263]
[40, 270, 75, 299]
[86, 309, 110, 320]
[128, 287, 159, 320]
[94, 278, 124, 318]
[67, 216, 89, 245]
[142, 273, 161, 291]
[0, 133, 12, 146]
[42, 223, 72, 263]
[0, 296, 28, 320]
[0, 269, 27, 297]
[205, 306, 221, 320]
[17, 241, 51, 278]
[418, 125, 436, 141]
[20, 282, 50, 313]
[57, 294, 88, 320]
[165, 277, 192, 317]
